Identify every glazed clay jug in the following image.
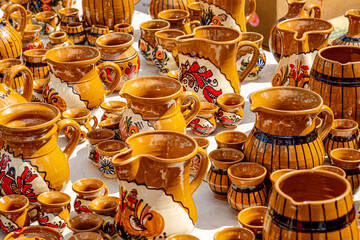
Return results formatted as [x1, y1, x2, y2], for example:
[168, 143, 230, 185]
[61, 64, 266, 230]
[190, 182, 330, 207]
[332, 9, 360, 46]
[269, 0, 321, 62]
[244, 87, 334, 176]
[149, 0, 195, 19]
[175, 26, 259, 103]
[199, 0, 256, 33]
[112, 131, 209, 239]
[44, 46, 121, 112]
[118, 76, 200, 141]
[0, 4, 27, 59]
[272, 18, 333, 88]
[0, 102, 80, 202]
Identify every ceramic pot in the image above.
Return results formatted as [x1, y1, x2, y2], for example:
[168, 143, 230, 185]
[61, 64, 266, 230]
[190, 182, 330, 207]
[88, 25, 109, 47]
[139, 20, 170, 65]
[175, 26, 259, 103]
[66, 22, 87, 45]
[330, 148, 360, 194]
[158, 9, 199, 34]
[68, 213, 112, 240]
[244, 87, 334, 176]
[263, 170, 358, 239]
[309, 46, 360, 125]
[36, 191, 71, 233]
[118, 76, 200, 141]
[167, 235, 199, 240]
[114, 23, 134, 36]
[62, 108, 98, 143]
[35, 11, 60, 37]
[323, 119, 359, 155]
[269, 0, 321, 62]
[190, 137, 210, 176]
[149, 0, 195, 19]
[153, 29, 185, 75]
[0, 194, 39, 233]
[0, 4, 27, 59]
[312, 165, 346, 178]
[207, 148, 244, 200]
[22, 49, 50, 89]
[332, 9, 360, 46]
[46, 31, 74, 49]
[199, 0, 256, 33]
[86, 128, 115, 165]
[236, 32, 266, 81]
[0, 102, 80, 200]
[112, 131, 209, 238]
[22, 24, 44, 53]
[96, 140, 127, 178]
[100, 101, 126, 121]
[272, 18, 333, 88]
[214, 227, 255, 240]
[59, 7, 79, 31]
[4, 226, 63, 240]
[215, 93, 244, 128]
[188, 2, 200, 22]
[96, 32, 140, 90]
[237, 206, 267, 240]
[72, 178, 109, 214]
[44, 46, 121, 112]
[215, 130, 248, 151]
[189, 102, 218, 136]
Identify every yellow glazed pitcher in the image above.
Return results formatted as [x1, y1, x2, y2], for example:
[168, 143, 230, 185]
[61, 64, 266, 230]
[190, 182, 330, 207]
[112, 131, 209, 239]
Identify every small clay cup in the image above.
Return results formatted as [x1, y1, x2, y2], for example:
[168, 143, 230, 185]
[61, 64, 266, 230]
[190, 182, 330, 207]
[59, 7, 80, 31]
[35, 11, 60, 36]
[66, 22, 87, 45]
[100, 100, 127, 121]
[4, 226, 63, 240]
[190, 137, 210, 176]
[68, 213, 111, 240]
[88, 25, 109, 47]
[237, 206, 267, 240]
[96, 140, 127, 178]
[158, 9, 199, 34]
[189, 102, 219, 136]
[69, 232, 104, 240]
[312, 165, 346, 178]
[187, 2, 201, 22]
[114, 23, 134, 36]
[166, 234, 200, 240]
[98, 116, 121, 140]
[215, 131, 248, 151]
[214, 227, 255, 240]
[216, 93, 245, 128]
[46, 31, 74, 49]
[86, 128, 115, 165]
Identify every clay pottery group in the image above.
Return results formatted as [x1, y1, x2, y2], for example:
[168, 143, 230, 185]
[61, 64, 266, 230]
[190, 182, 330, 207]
[190, 137, 210, 176]
[72, 178, 109, 214]
[309, 46, 360, 125]
[66, 22, 87, 45]
[0, 194, 38, 233]
[114, 23, 135, 36]
[88, 25, 110, 47]
[188, 2, 201, 22]
[0, 103, 80, 200]
[323, 119, 359, 155]
[215, 131, 248, 151]
[86, 128, 115, 165]
[330, 148, 360, 194]
[0, 4, 26, 59]
[215, 93, 244, 128]
[96, 140, 126, 178]
[96, 32, 140, 90]
[332, 9, 360, 46]
[190, 102, 218, 136]
[139, 20, 170, 65]
[263, 170, 358, 239]
[199, 0, 256, 33]
[153, 29, 185, 75]
[100, 101, 126, 121]
[175, 26, 259, 103]
[118, 76, 200, 140]
[158, 9, 199, 34]
[272, 18, 333, 88]
[68, 213, 112, 240]
[59, 7, 80, 31]
[214, 227, 255, 240]
[244, 87, 334, 175]
[149, 0, 195, 19]
[112, 131, 209, 238]
[207, 148, 244, 200]
[237, 206, 267, 240]
[4, 226, 63, 240]
[22, 49, 50, 89]
[44, 46, 121, 112]
[46, 32, 74, 49]
[22, 24, 44, 53]
[35, 11, 60, 37]
[269, 0, 321, 62]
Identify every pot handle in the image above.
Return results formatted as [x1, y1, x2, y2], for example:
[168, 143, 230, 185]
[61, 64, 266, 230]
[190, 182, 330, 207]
[245, 0, 256, 23]
[56, 119, 81, 160]
[188, 20, 200, 33]
[304, 3, 321, 18]
[4, 65, 34, 102]
[26, 203, 40, 222]
[84, 114, 98, 131]
[236, 41, 259, 83]
[316, 105, 334, 141]
[3, 4, 27, 37]
[95, 62, 122, 96]
[101, 184, 109, 197]
[190, 147, 209, 194]
[177, 91, 201, 125]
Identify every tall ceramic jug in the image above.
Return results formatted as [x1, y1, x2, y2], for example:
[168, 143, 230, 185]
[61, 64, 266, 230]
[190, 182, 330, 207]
[0, 102, 80, 202]
[0, 4, 27, 59]
[244, 87, 334, 176]
[332, 9, 360, 46]
[272, 18, 333, 88]
[118, 76, 200, 140]
[112, 131, 209, 239]
[175, 26, 259, 103]
[149, 0, 195, 19]
[269, 0, 321, 62]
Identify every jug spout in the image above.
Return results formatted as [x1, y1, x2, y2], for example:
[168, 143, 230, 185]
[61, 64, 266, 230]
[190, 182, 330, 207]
[111, 144, 140, 181]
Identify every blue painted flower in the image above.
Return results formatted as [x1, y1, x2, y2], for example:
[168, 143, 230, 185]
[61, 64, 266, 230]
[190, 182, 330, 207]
[99, 157, 115, 175]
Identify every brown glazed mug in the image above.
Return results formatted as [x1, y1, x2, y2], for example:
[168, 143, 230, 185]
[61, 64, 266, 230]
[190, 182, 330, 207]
[189, 102, 219, 136]
[187, 2, 201, 22]
[66, 22, 87, 45]
[86, 128, 115, 165]
[100, 101, 126, 121]
[114, 23, 134, 36]
[215, 130, 248, 151]
[216, 93, 245, 128]
[46, 31, 74, 50]
[68, 213, 112, 240]
[3, 226, 64, 240]
[88, 25, 110, 47]
[96, 140, 127, 178]
[59, 7, 80, 31]
[237, 206, 267, 240]
[158, 9, 200, 34]
[214, 227, 255, 240]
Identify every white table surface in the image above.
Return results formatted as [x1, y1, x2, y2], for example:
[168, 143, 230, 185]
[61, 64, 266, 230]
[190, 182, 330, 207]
[1, 8, 360, 240]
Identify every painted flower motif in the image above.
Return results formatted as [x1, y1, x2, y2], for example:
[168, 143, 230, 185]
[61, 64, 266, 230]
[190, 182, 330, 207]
[139, 41, 146, 52]
[44, 25, 51, 33]
[99, 157, 115, 175]
[42, 4, 51, 11]
[289, 59, 310, 88]
[212, 16, 221, 25]
[41, 0, 51, 3]
[155, 51, 164, 60]
[128, 125, 139, 136]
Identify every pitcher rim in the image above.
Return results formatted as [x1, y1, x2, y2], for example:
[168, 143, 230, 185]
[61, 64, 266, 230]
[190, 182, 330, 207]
[45, 46, 101, 65]
[318, 45, 360, 66]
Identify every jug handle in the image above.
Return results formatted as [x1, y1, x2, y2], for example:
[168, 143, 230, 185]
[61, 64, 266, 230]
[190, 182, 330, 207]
[316, 105, 334, 141]
[3, 4, 27, 37]
[304, 3, 321, 18]
[56, 119, 81, 160]
[4, 65, 34, 102]
[236, 41, 259, 83]
[177, 91, 201, 125]
[84, 114, 98, 131]
[189, 20, 200, 33]
[190, 147, 209, 194]
[95, 62, 122, 96]
[101, 184, 109, 197]
[245, 0, 256, 23]
[25, 203, 40, 222]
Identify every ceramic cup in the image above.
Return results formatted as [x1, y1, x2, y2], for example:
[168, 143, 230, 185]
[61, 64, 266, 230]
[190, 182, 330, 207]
[214, 227, 255, 240]
[98, 117, 121, 140]
[207, 148, 245, 200]
[69, 232, 104, 240]
[88, 25, 110, 47]
[312, 165, 346, 178]
[166, 234, 200, 240]
[215, 130, 248, 151]
[189, 102, 219, 136]
[100, 101, 126, 121]
[188, 2, 201, 22]
[96, 140, 127, 178]
[46, 31, 74, 49]
[86, 128, 115, 165]
[22, 24, 44, 53]
[66, 22, 87, 45]
[190, 137, 210, 176]
[237, 206, 267, 240]
[72, 178, 109, 214]
[62, 108, 98, 143]
[59, 7, 80, 31]
[114, 23, 134, 36]
[216, 93, 245, 128]
[4, 226, 64, 240]
[158, 9, 199, 34]
[35, 11, 60, 37]
[0, 195, 39, 233]
[36, 191, 71, 233]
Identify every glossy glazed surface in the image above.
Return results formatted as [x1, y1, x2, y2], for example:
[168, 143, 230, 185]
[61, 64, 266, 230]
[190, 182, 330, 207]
[4, 226, 63, 240]
[149, 0, 195, 19]
[332, 9, 360, 46]
[216, 93, 244, 128]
